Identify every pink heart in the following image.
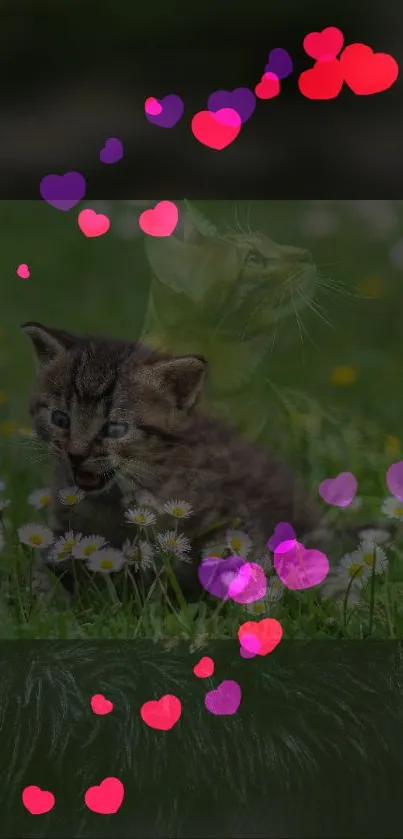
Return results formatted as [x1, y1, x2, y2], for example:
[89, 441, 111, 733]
[227, 562, 267, 604]
[84, 777, 124, 815]
[274, 540, 329, 590]
[22, 785, 55, 815]
[139, 200, 179, 238]
[145, 96, 163, 115]
[386, 461, 403, 501]
[318, 471, 357, 507]
[78, 209, 110, 238]
[90, 693, 114, 715]
[16, 263, 30, 279]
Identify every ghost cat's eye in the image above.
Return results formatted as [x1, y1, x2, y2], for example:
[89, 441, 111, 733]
[102, 422, 128, 439]
[51, 409, 70, 430]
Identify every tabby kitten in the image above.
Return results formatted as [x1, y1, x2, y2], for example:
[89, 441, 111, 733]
[23, 322, 329, 594]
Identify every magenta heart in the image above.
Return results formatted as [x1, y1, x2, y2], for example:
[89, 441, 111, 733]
[204, 680, 242, 716]
[145, 94, 184, 128]
[100, 137, 124, 164]
[267, 521, 296, 552]
[274, 540, 329, 590]
[207, 87, 256, 123]
[228, 562, 267, 604]
[386, 461, 403, 501]
[198, 555, 247, 600]
[318, 472, 357, 507]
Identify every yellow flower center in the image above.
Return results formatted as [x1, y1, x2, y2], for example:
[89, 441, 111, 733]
[210, 550, 223, 557]
[136, 514, 146, 523]
[363, 553, 375, 567]
[231, 538, 242, 552]
[251, 602, 265, 614]
[172, 507, 183, 517]
[349, 562, 363, 578]
[395, 505, 403, 515]
[66, 494, 77, 505]
[30, 535, 43, 546]
[64, 540, 75, 551]
[40, 495, 50, 506]
[84, 545, 97, 556]
[100, 559, 113, 569]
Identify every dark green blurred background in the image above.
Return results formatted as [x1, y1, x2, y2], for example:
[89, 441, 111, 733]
[1, 199, 402, 439]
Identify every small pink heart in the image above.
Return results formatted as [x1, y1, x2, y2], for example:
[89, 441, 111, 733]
[78, 209, 110, 238]
[318, 471, 357, 507]
[145, 96, 163, 115]
[22, 785, 55, 815]
[274, 540, 329, 590]
[193, 656, 215, 678]
[90, 693, 114, 715]
[303, 27, 344, 62]
[139, 200, 179, 238]
[386, 461, 403, 501]
[228, 562, 267, 604]
[84, 777, 124, 815]
[16, 263, 30, 279]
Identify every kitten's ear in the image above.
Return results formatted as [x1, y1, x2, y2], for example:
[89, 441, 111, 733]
[21, 322, 76, 368]
[153, 355, 207, 411]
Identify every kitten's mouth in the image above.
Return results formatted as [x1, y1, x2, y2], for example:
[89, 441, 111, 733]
[73, 468, 115, 492]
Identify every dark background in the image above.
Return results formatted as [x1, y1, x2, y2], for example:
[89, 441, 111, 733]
[0, 0, 402, 197]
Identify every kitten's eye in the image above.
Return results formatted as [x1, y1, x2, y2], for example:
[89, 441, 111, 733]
[102, 422, 128, 439]
[51, 410, 70, 430]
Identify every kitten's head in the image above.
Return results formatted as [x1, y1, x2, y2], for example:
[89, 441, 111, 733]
[144, 202, 317, 332]
[22, 322, 207, 494]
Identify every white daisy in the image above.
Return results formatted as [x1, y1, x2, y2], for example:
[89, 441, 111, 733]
[72, 534, 107, 559]
[58, 486, 85, 507]
[352, 541, 388, 576]
[18, 523, 54, 549]
[125, 507, 157, 527]
[382, 496, 403, 521]
[339, 552, 369, 586]
[201, 539, 228, 559]
[226, 529, 252, 557]
[0, 499, 10, 512]
[52, 531, 83, 560]
[163, 498, 193, 519]
[357, 528, 390, 546]
[28, 488, 52, 509]
[87, 548, 125, 574]
[122, 539, 155, 571]
[349, 496, 363, 511]
[156, 530, 192, 560]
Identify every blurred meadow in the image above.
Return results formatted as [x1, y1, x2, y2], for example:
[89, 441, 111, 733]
[1, 199, 403, 639]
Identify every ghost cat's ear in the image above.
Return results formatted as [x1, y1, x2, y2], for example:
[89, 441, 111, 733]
[21, 322, 77, 369]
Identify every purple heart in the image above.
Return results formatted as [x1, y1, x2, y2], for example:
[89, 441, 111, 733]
[267, 522, 296, 552]
[204, 679, 242, 716]
[318, 472, 357, 507]
[386, 461, 403, 501]
[265, 48, 293, 79]
[198, 555, 247, 600]
[274, 540, 329, 590]
[145, 94, 184, 129]
[100, 137, 124, 164]
[207, 87, 256, 124]
[39, 171, 86, 211]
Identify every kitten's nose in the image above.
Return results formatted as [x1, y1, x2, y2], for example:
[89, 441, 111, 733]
[67, 450, 87, 467]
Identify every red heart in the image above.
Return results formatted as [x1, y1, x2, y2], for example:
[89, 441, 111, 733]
[191, 110, 241, 150]
[193, 656, 215, 678]
[303, 27, 344, 61]
[22, 785, 55, 815]
[238, 618, 283, 656]
[140, 694, 182, 731]
[340, 43, 399, 95]
[254, 72, 280, 100]
[84, 777, 124, 815]
[298, 59, 343, 100]
[90, 693, 114, 715]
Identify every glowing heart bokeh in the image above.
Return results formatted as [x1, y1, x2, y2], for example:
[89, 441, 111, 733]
[274, 540, 329, 590]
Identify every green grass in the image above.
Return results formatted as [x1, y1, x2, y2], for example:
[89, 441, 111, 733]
[1, 199, 403, 640]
